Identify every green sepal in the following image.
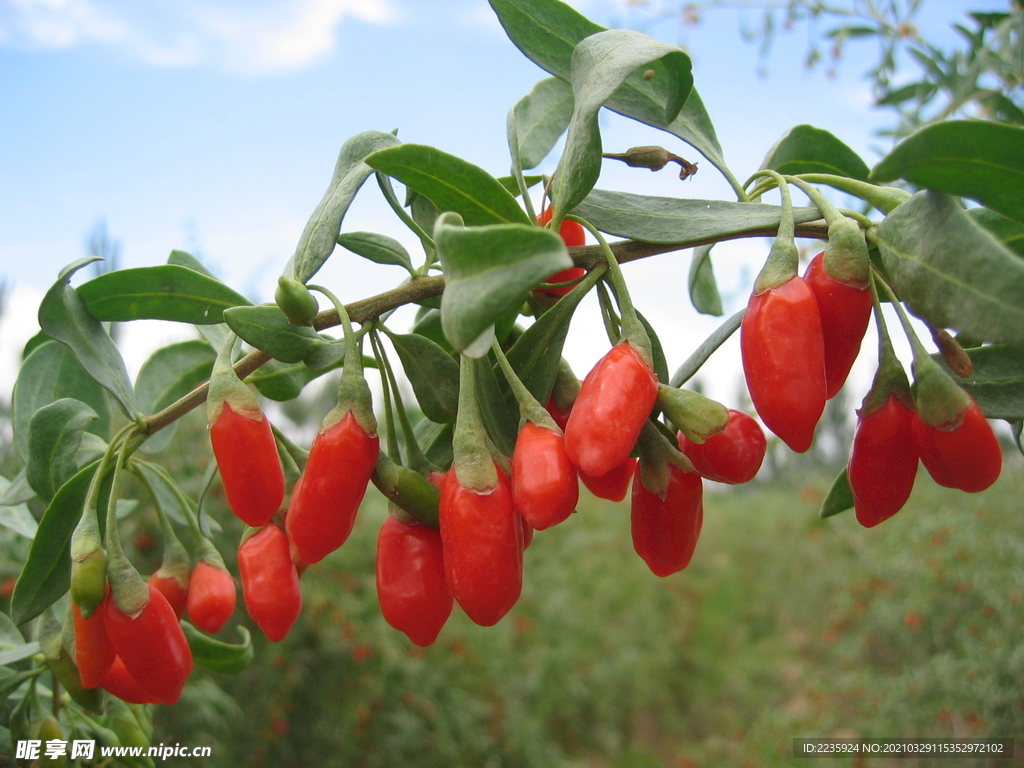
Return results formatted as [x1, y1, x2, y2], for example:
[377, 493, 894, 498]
[634, 420, 693, 498]
[818, 468, 854, 519]
[451, 355, 499, 493]
[823, 218, 870, 288]
[912, 355, 973, 430]
[656, 385, 729, 444]
[275, 276, 319, 326]
[206, 335, 263, 425]
[70, 547, 107, 619]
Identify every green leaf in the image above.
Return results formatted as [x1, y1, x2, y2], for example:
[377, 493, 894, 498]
[181, 623, 254, 674]
[387, 332, 461, 424]
[509, 76, 575, 171]
[636, 311, 669, 386]
[497, 175, 545, 197]
[760, 124, 870, 180]
[247, 359, 321, 402]
[38, 259, 138, 420]
[871, 120, 1024, 224]
[875, 191, 1024, 345]
[472, 355, 518, 458]
[223, 305, 322, 364]
[367, 144, 531, 227]
[488, 0, 735, 190]
[26, 399, 97, 502]
[135, 341, 216, 454]
[689, 244, 723, 316]
[414, 420, 454, 471]
[819, 468, 854, 519]
[573, 189, 822, 244]
[0, 644, 41, 668]
[436, 215, 572, 354]
[504, 270, 596, 405]
[336, 232, 415, 275]
[1011, 420, 1023, 458]
[0, 610, 25, 652]
[77, 265, 252, 324]
[967, 207, 1024, 258]
[931, 345, 1024, 420]
[0, 477, 38, 539]
[291, 130, 402, 284]
[12, 462, 104, 626]
[0, 470, 34, 508]
[552, 29, 692, 221]
[12, 341, 111, 462]
[167, 251, 233, 352]
[411, 308, 454, 353]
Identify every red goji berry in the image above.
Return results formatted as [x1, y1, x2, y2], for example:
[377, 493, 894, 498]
[376, 515, 453, 646]
[677, 410, 766, 485]
[186, 561, 236, 634]
[564, 342, 658, 477]
[631, 463, 704, 577]
[103, 583, 192, 705]
[803, 251, 873, 399]
[848, 393, 919, 527]
[439, 464, 522, 627]
[98, 656, 161, 705]
[911, 398, 1001, 493]
[209, 401, 285, 527]
[579, 458, 637, 502]
[536, 206, 586, 297]
[741, 275, 826, 453]
[148, 572, 189, 621]
[73, 592, 115, 689]
[286, 411, 380, 564]
[511, 422, 579, 530]
[238, 524, 303, 643]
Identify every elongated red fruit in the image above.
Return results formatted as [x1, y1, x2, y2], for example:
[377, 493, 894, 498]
[848, 394, 918, 527]
[148, 572, 189, 621]
[73, 595, 116, 689]
[98, 657, 161, 705]
[209, 402, 285, 527]
[631, 464, 704, 577]
[564, 343, 658, 477]
[238, 524, 303, 642]
[440, 465, 522, 627]
[579, 458, 637, 502]
[911, 398, 1001, 493]
[186, 561, 236, 634]
[537, 206, 586, 297]
[512, 422, 579, 530]
[376, 516, 453, 646]
[741, 276, 826, 453]
[286, 411, 380, 564]
[678, 410, 766, 485]
[103, 584, 192, 705]
[804, 252, 873, 399]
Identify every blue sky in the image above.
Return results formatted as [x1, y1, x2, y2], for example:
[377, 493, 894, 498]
[0, 0, 1002, 403]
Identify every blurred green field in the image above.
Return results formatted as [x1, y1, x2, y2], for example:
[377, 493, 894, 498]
[158, 456, 1024, 768]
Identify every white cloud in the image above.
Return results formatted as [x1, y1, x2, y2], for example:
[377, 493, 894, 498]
[0, 0, 398, 72]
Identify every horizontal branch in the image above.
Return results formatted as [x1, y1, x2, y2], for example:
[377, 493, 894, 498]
[142, 221, 831, 436]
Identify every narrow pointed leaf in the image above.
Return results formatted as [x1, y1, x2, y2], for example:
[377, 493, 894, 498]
[26, 399, 98, 502]
[819, 468, 854, 519]
[388, 332, 461, 423]
[135, 341, 216, 454]
[875, 191, 1024, 345]
[552, 29, 692, 221]
[689, 244, 723, 316]
[292, 130, 402, 284]
[871, 120, 1024, 223]
[223, 305, 322, 364]
[0, 470, 34, 508]
[38, 259, 138, 420]
[968, 208, 1024, 258]
[0, 477, 37, 539]
[167, 251, 234, 352]
[12, 461, 106, 625]
[436, 214, 572, 354]
[132, 461, 195, 528]
[760, 124, 870, 180]
[367, 144, 531, 226]
[247, 359, 322, 402]
[336, 231, 415, 274]
[472, 355, 518, 458]
[510, 77, 575, 170]
[574, 189, 821, 244]
[77, 265, 251, 324]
